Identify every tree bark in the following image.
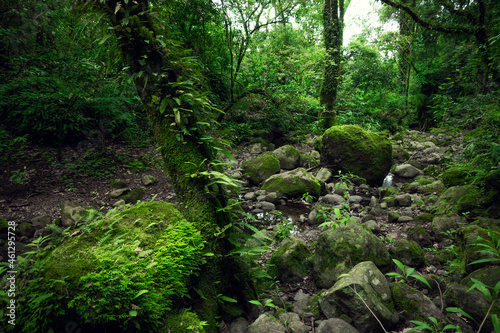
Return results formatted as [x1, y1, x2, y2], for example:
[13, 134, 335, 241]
[319, 0, 344, 129]
[86, 0, 256, 330]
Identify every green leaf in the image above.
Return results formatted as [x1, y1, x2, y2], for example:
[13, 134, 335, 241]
[386, 272, 404, 279]
[393, 259, 405, 272]
[133, 290, 149, 299]
[469, 258, 499, 265]
[160, 98, 169, 114]
[249, 300, 262, 306]
[129, 310, 137, 317]
[408, 320, 433, 331]
[492, 314, 500, 333]
[220, 296, 237, 303]
[446, 307, 474, 321]
[411, 274, 431, 289]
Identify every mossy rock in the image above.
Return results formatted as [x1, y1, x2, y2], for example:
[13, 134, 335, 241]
[434, 185, 473, 215]
[390, 283, 445, 322]
[320, 125, 392, 186]
[241, 152, 280, 185]
[414, 213, 434, 224]
[121, 187, 146, 204]
[441, 166, 477, 187]
[18, 201, 206, 332]
[267, 237, 312, 283]
[389, 239, 426, 268]
[261, 167, 321, 199]
[483, 169, 500, 191]
[162, 310, 206, 333]
[110, 179, 127, 189]
[312, 221, 391, 289]
[273, 144, 300, 170]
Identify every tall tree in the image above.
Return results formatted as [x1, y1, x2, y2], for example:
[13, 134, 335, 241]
[81, 0, 256, 330]
[319, 0, 348, 128]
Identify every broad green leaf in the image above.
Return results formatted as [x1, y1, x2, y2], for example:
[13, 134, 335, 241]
[411, 274, 431, 289]
[446, 307, 474, 321]
[492, 314, 500, 333]
[220, 296, 237, 303]
[249, 300, 262, 306]
[393, 259, 405, 272]
[129, 310, 137, 317]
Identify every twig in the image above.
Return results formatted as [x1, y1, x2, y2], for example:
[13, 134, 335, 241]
[477, 298, 496, 333]
[349, 285, 388, 333]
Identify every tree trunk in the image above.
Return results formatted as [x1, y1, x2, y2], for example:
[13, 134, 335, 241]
[319, 0, 344, 129]
[89, 0, 256, 330]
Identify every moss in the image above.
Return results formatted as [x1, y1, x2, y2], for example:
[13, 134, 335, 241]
[0, 217, 8, 231]
[483, 169, 500, 191]
[122, 187, 146, 203]
[262, 168, 321, 198]
[320, 125, 392, 185]
[415, 178, 435, 186]
[314, 136, 323, 151]
[241, 152, 280, 185]
[110, 179, 127, 189]
[390, 283, 425, 320]
[267, 237, 312, 283]
[390, 239, 426, 268]
[441, 166, 477, 187]
[162, 310, 206, 333]
[414, 213, 434, 224]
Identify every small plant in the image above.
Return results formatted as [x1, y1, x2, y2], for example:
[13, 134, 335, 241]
[380, 235, 396, 244]
[275, 215, 294, 241]
[301, 192, 314, 204]
[10, 168, 29, 184]
[386, 259, 431, 288]
[469, 228, 500, 265]
[408, 316, 462, 332]
[318, 207, 356, 229]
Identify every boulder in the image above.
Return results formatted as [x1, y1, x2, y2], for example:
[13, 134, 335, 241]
[122, 187, 146, 204]
[22, 201, 207, 332]
[273, 145, 301, 170]
[241, 152, 281, 185]
[317, 318, 359, 333]
[60, 201, 88, 227]
[31, 215, 52, 229]
[277, 312, 309, 333]
[141, 175, 158, 186]
[312, 221, 391, 289]
[262, 168, 321, 199]
[389, 240, 426, 268]
[394, 194, 412, 207]
[316, 168, 333, 183]
[320, 125, 392, 186]
[318, 261, 399, 333]
[247, 314, 286, 333]
[267, 237, 312, 283]
[394, 164, 423, 178]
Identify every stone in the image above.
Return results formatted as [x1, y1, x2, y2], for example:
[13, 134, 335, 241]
[241, 152, 281, 185]
[247, 314, 286, 333]
[388, 211, 400, 223]
[265, 192, 280, 204]
[141, 175, 158, 186]
[363, 220, 380, 233]
[292, 294, 320, 319]
[273, 145, 301, 170]
[258, 201, 276, 211]
[31, 215, 52, 228]
[318, 261, 399, 333]
[110, 179, 127, 189]
[397, 216, 414, 223]
[395, 194, 412, 207]
[121, 187, 146, 204]
[389, 239, 426, 268]
[317, 318, 360, 333]
[316, 168, 333, 183]
[431, 214, 461, 235]
[60, 201, 88, 227]
[267, 237, 312, 283]
[320, 194, 346, 204]
[312, 221, 391, 289]
[320, 125, 392, 186]
[262, 168, 321, 199]
[277, 312, 310, 333]
[109, 188, 130, 198]
[394, 164, 423, 178]
[17, 222, 34, 238]
[441, 166, 477, 187]
[244, 192, 256, 200]
[228, 317, 250, 333]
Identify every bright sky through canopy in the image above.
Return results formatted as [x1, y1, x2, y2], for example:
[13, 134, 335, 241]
[343, 0, 397, 46]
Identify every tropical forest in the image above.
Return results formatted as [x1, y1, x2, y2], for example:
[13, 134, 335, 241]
[0, 0, 499, 332]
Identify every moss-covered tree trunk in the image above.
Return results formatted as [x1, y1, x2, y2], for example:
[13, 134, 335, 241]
[87, 0, 255, 330]
[319, 0, 345, 129]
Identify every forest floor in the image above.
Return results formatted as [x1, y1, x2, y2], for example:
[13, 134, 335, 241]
[0, 130, 471, 332]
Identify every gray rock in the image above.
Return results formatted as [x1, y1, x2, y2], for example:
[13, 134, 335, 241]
[388, 211, 400, 223]
[394, 164, 423, 178]
[60, 201, 87, 227]
[247, 314, 286, 333]
[318, 261, 399, 333]
[292, 294, 320, 319]
[397, 216, 414, 223]
[17, 222, 34, 238]
[431, 214, 461, 234]
[316, 168, 333, 183]
[363, 220, 380, 233]
[277, 312, 309, 333]
[273, 145, 301, 170]
[317, 318, 359, 333]
[110, 188, 130, 198]
[259, 201, 276, 211]
[265, 192, 280, 203]
[320, 194, 346, 204]
[244, 192, 256, 200]
[395, 194, 412, 207]
[141, 175, 158, 186]
[228, 317, 250, 333]
[31, 215, 52, 228]
[312, 221, 391, 289]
